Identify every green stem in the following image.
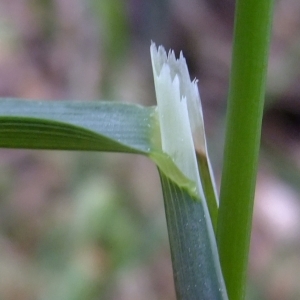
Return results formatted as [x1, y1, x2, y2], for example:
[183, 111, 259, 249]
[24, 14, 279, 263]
[217, 0, 274, 299]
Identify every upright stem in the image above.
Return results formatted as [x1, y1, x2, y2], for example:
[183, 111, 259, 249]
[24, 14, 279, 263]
[217, 0, 274, 299]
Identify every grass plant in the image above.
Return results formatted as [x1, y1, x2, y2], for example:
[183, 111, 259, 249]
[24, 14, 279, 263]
[0, 0, 274, 298]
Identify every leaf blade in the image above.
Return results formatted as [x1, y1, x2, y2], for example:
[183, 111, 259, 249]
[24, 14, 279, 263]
[0, 99, 157, 153]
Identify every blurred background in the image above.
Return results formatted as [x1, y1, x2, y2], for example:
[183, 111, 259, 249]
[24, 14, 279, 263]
[0, 0, 300, 299]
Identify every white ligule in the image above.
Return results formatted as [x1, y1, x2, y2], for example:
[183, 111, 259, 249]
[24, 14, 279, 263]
[150, 43, 205, 200]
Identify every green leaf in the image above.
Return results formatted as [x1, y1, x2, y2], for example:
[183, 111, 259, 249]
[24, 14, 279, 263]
[0, 99, 158, 154]
[159, 171, 227, 300]
[0, 92, 226, 299]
